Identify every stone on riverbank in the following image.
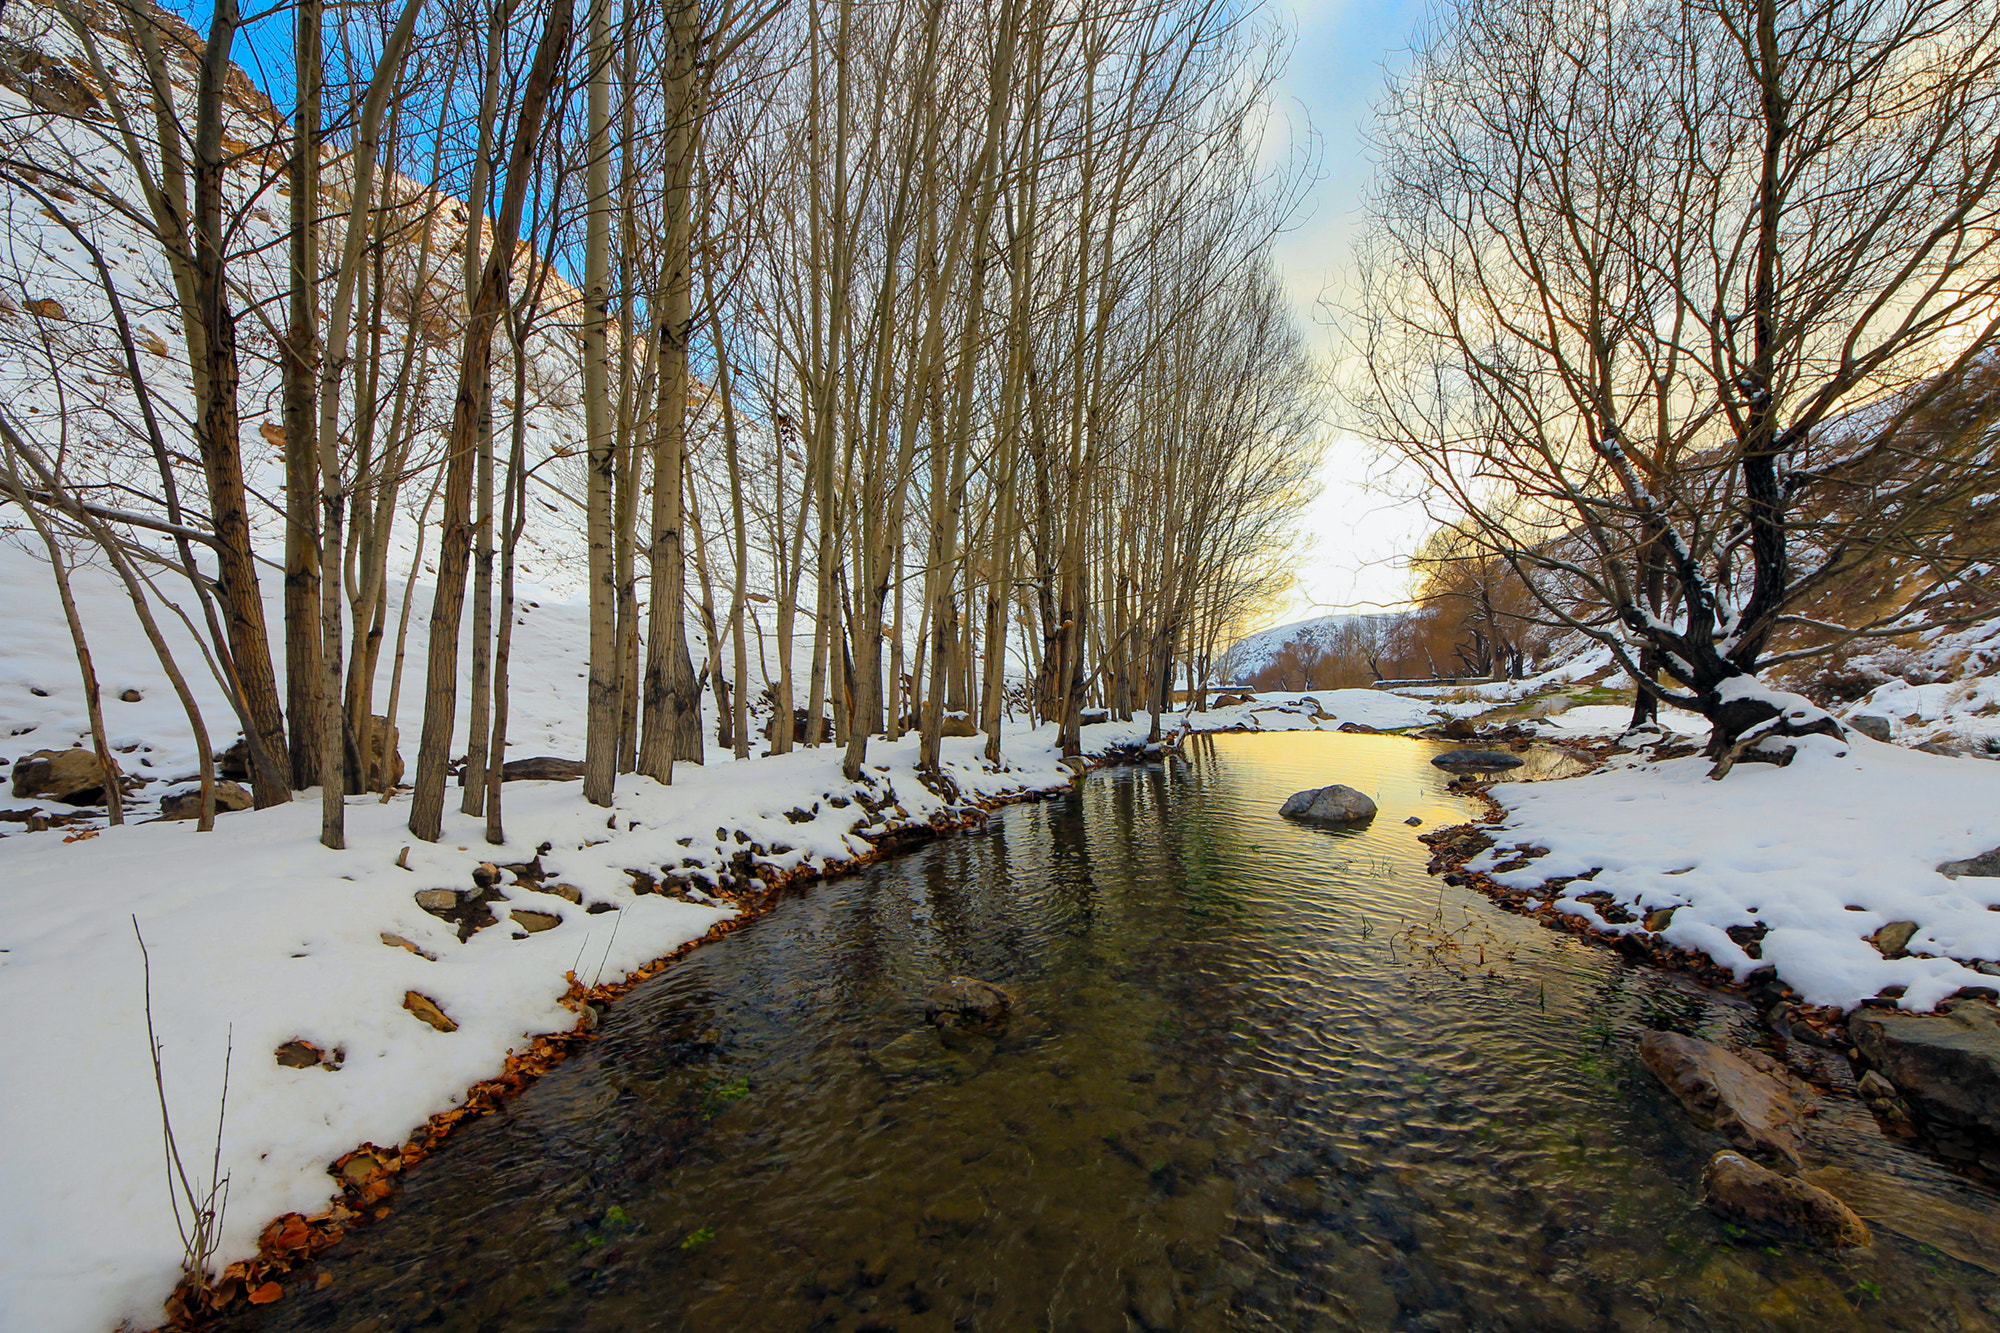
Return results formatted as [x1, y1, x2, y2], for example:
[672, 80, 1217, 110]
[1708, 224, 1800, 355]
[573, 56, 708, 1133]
[1639, 1030, 1806, 1170]
[1431, 749, 1524, 771]
[1702, 1151, 1871, 1248]
[1279, 785, 1378, 826]
[1849, 997, 2000, 1138]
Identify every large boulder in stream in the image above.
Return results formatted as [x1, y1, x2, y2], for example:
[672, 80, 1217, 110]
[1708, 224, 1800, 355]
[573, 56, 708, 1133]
[1702, 1151, 1871, 1249]
[1279, 785, 1378, 826]
[1639, 1030, 1806, 1170]
[1431, 749, 1524, 772]
[1849, 997, 2000, 1138]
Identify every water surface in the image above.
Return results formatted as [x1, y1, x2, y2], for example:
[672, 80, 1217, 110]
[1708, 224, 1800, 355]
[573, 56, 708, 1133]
[222, 732, 1999, 1333]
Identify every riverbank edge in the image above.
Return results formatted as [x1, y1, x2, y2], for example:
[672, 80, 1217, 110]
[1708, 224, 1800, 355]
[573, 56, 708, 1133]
[151, 733, 1169, 1329]
[1418, 753, 1857, 1039]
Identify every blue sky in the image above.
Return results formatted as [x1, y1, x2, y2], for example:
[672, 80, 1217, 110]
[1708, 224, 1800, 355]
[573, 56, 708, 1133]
[1263, 0, 1439, 625]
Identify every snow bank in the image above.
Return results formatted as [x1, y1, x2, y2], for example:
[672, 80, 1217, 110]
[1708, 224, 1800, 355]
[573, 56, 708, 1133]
[1475, 738, 2000, 1011]
[0, 717, 1122, 1333]
[1184, 688, 1440, 732]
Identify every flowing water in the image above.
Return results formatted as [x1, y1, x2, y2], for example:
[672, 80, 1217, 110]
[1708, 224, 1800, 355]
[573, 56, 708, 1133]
[222, 733, 2000, 1333]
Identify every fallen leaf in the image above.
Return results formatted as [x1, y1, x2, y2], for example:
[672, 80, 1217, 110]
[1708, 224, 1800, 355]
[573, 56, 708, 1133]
[247, 1282, 283, 1305]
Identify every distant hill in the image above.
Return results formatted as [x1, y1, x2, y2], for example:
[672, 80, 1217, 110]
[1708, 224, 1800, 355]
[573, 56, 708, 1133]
[1218, 612, 1405, 684]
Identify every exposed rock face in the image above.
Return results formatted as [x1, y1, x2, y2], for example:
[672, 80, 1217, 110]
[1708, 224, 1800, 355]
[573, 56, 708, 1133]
[501, 755, 585, 781]
[509, 909, 561, 934]
[1936, 847, 2000, 879]
[1848, 714, 1893, 742]
[11, 748, 122, 804]
[1638, 1030, 1806, 1170]
[1431, 749, 1524, 771]
[1212, 692, 1253, 708]
[924, 976, 1013, 1031]
[1849, 997, 2000, 1138]
[939, 712, 979, 738]
[1702, 1152, 1871, 1248]
[1279, 784, 1379, 826]
[158, 780, 252, 820]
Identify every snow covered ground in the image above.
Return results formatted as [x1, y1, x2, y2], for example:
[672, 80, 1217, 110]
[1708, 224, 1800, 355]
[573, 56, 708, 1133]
[1474, 735, 2000, 1011]
[0, 535, 1467, 1333]
[0, 698, 1163, 1333]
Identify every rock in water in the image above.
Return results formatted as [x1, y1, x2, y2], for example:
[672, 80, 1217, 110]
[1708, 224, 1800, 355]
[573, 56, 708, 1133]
[1279, 785, 1379, 826]
[1638, 1030, 1806, 1170]
[923, 976, 1013, 1030]
[1849, 997, 2000, 1137]
[1702, 1152, 1871, 1248]
[1430, 749, 1524, 771]
[10, 748, 124, 804]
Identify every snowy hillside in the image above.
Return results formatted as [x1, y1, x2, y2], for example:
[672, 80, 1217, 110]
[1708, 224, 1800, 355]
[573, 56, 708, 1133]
[1218, 611, 1404, 683]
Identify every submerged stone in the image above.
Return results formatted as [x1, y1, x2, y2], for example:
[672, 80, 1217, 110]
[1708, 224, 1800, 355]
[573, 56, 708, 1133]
[1639, 1030, 1806, 1170]
[924, 976, 1013, 1030]
[1702, 1151, 1871, 1248]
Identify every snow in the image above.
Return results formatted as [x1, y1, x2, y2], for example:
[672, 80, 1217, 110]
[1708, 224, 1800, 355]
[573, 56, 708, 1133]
[0, 677, 1144, 1332]
[1182, 687, 1442, 732]
[1215, 611, 1403, 681]
[0, 540, 1172, 1333]
[1474, 737, 2000, 1011]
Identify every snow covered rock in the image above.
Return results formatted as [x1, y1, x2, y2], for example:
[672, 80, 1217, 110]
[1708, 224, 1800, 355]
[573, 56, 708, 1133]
[1701, 1152, 1871, 1248]
[1279, 785, 1378, 826]
[9, 747, 122, 804]
[1850, 715, 1893, 743]
[1430, 749, 1524, 771]
[1936, 846, 2000, 879]
[1849, 997, 2000, 1138]
[158, 780, 251, 820]
[1638, 1030, 1806, 1170]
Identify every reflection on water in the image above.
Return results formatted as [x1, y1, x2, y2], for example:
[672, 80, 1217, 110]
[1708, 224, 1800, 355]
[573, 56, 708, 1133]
[220, 733, 1999, 1333]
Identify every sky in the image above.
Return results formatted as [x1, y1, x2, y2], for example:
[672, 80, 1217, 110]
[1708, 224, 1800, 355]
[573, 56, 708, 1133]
[1257, 0, 1437, 631]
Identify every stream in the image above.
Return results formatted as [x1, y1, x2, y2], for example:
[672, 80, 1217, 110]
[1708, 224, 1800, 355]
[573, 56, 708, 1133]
[219, 732, 2000, 1333]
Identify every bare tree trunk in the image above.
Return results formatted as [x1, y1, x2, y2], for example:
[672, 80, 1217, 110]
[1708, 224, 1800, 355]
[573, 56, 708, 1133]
[282, 0, 323, 791]
[581, 0, 619, 805]
[410, 0, 577, 841]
